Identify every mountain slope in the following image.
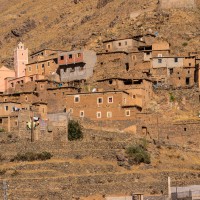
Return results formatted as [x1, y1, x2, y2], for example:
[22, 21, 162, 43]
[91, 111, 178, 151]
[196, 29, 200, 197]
[0, 0, 200, 67]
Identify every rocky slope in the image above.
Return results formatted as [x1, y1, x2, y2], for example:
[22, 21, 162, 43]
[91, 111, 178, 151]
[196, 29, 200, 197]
[0, 0, 200, 67]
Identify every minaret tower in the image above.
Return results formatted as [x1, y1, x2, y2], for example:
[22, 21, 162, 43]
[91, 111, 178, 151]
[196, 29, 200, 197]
[14, 42, 28, 78]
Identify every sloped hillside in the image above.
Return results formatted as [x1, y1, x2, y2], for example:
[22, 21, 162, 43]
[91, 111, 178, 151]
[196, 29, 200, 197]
[0, 0, 200, 67]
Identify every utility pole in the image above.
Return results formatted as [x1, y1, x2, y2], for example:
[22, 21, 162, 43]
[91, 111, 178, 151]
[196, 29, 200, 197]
[2, 180, 8, 200]
[30, 106, 34, 142]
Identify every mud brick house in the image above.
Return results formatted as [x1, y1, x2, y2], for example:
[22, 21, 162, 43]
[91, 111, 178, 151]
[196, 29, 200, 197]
[65, 90, 143, 121]
[94, 78, 153, 107]
[151, 56, 197, 88]
[26, 53, 59, 77]
[58, 50, 97, 82]
[0, 66, 15, 93]
[103, 34, 156, 53]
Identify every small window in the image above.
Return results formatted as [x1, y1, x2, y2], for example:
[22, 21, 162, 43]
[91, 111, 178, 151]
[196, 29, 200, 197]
[40, 84, 44, 89]
[118, 42, 121, 46]
[47, 61, 50, 66]
[125, 41, 128, 45]
[5, 106, 8, 111]
[15, 121, 18, 126]
[42, 64, 45, 68]
[80, 111, 84, 117]
[11, 83, 14, 88]
[29, 67, 32, 72]
[0, 118, 2, 124]
[25, 96, 28, 101]
[174, 58, 178, 62]
[30, 77, 33, 81]
[97, 97, 103, 104]
[107, 44, 111, 49]
[69, 54, 73, 59]
[36, 64, 38, 70]
[74, 96, 80, 103]
[189, 63, 191, 66]
[158, 59, 162, 63]
[125, 110, 130, 116]
[108, 97, 113, 103]
[4, 98, 7, 102]
[132, 55, 136, 60]
[184, 128, 187, 131]
[186, 77, 190, 85]
[77, 53, 81, 58]
[107, 112, 112, 118]
[169, 68, 173, 75]
[69, 108, 73, 113]
[125, 63, 129, 71]
[188, 70, 190, 74]
[132, 95, 136, 99]
[97, 112, 101, 118]
[60, 56, 64, 60]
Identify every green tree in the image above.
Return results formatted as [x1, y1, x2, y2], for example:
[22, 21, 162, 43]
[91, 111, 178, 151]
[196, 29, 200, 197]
[68, 120, 83, 141]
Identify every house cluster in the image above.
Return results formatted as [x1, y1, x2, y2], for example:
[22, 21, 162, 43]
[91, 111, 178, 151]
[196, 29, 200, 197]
[0, 35, 200, 140]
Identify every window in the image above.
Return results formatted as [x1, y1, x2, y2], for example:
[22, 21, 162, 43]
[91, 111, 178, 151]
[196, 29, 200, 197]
[69, 54, 73, 59]
[188, 70, 190, 74]
[158, 59, 162, 63]
[97, 112, 101, 118]
[80, 111, 84, 117]
[25, 96, 28, 101]
[74, 95, 80, 103]
[132, 95, 136, 99]
[189, 63, 191, 66]
[97, 97, 103, 104]
[174, 58, 178, 62]
[5, 106, 8, 111]
[47, 61, 50, 66]
[169, 68, 173, 75]
[36, 64, 38, 70]
[15, 121, 18, 126]
[125, 41, 128, 45]
[125, 63, 129, 71]
[69, 108, 73, 113]
[118, 42, 121, 46]
[60, 56, 64, 60]
[125, 110, 130, 116]
[30, 77, 33, 81]
[77, 53, 81, 58]
[108, 96, 113, 103]
[40, 84, 44, 89]
[132, 55, 136, 60]
[42, 64, 45, 68]
[11, 83, 14, 88]
[184, 128, 187, 131]
[107, 44, 111, 49]
[107, 112, 112, 118]
[29, 67, 32, 72]
[186, 77, 190, 85]
[146, 52, 150, 55]
[0, 118, 2, 124]
[4, 98, 7, 102]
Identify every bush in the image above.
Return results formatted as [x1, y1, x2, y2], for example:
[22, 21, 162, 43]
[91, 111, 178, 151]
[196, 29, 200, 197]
[182, 42, 188, 47]
[169, 93, 175, 102]
[126, 143, 150, 165]
[0, 128, 4, 132]
[68, 120, 83, 141]
[11, 151, 53, 162]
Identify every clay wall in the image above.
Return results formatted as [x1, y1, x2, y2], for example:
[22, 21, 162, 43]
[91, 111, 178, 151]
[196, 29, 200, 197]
[66, 91, 140, 121]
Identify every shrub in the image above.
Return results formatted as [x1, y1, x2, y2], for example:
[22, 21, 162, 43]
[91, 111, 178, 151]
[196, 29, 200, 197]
[0, 128, 4, 132]
[169, 93, 175, 102]
[182, 42, 188, 47]
[12, 151, 53, 162]
[68, 120, 83, 141]
[126, 143, 150, 165]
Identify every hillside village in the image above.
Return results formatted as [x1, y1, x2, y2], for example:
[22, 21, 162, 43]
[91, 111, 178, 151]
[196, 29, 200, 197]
[2, 0, 200, 199]
[1, 34, 200, 143]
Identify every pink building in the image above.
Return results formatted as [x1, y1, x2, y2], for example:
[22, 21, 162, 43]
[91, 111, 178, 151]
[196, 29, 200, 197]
[0, 66, 15, 93]
[14, 42, 28, 78]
